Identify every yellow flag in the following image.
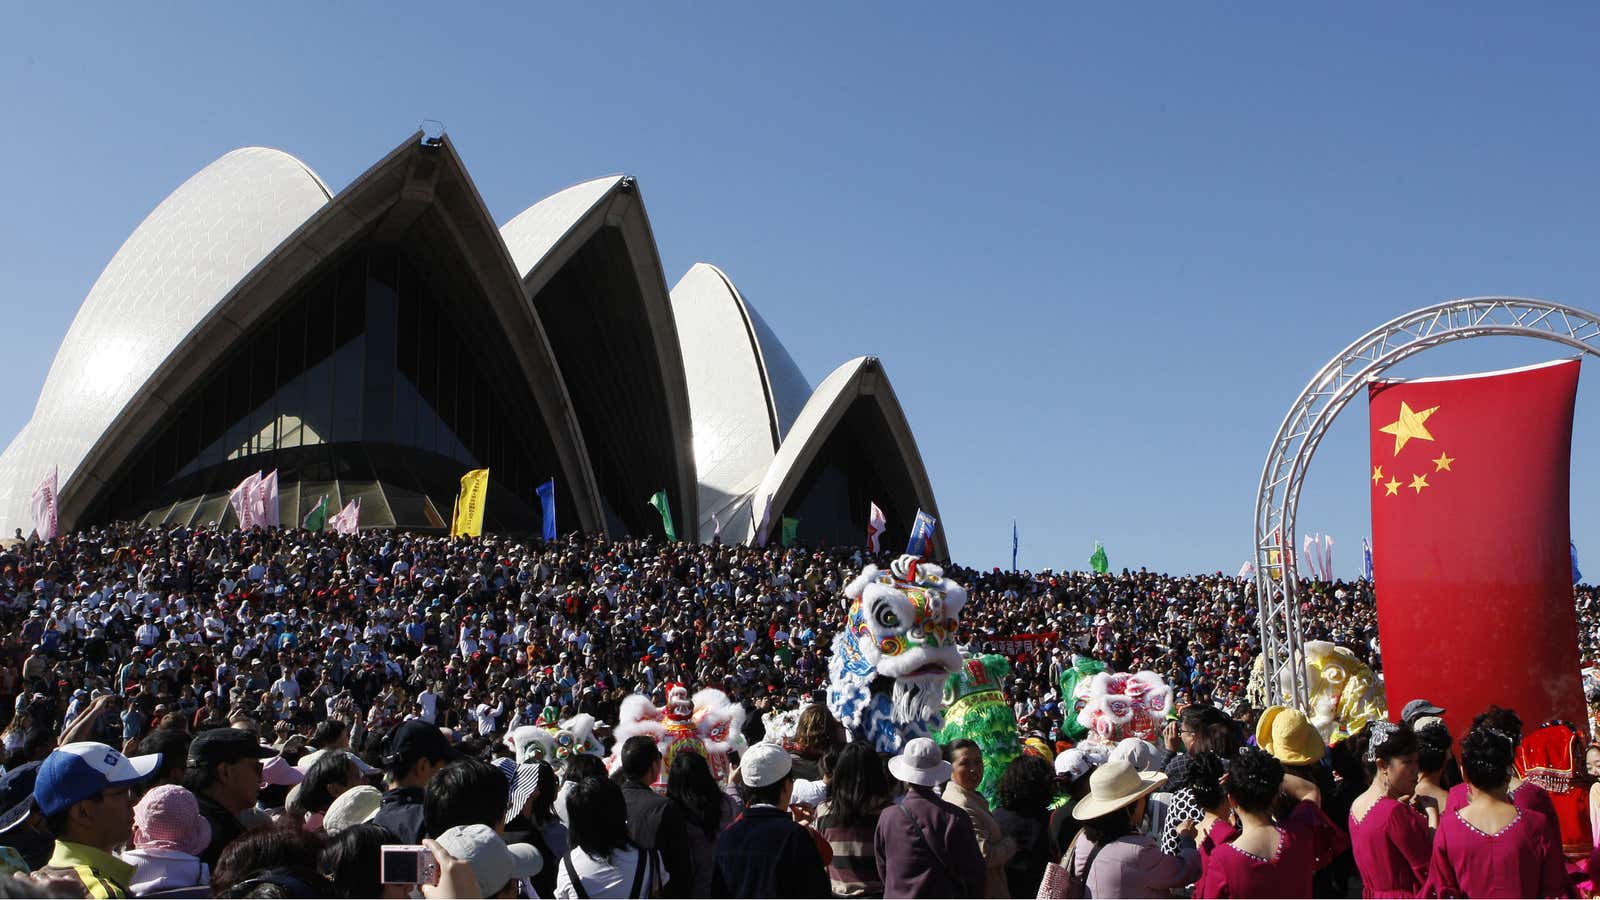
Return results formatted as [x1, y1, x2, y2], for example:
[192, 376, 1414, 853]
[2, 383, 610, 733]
[451, 468, 490, 537]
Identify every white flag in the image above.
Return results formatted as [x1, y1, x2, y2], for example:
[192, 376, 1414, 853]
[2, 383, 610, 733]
[252, 469, 280, 530]
[867, 502, 886, 554]
[1302, 534, 1322, 580]
[1322, 535, 1335, 581]
[711, 511, 722, 542]
[330, 497, 361, 535]
[29, 467, 58, 541]
[229, 471, 263, 530]
[1238, 560, 1256, 579]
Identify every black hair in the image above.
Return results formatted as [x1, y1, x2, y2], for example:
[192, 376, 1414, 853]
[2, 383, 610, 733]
[562, 754, 607, 784]
[297, 751, 357, 815]
[744, 765, 793, 806]
[422, 758, 508, 838]
[1471, 706, 1523, 749]
[1460, 726, 1515, 790]
[1080, 805, 1139, 845]
[211, 827, 329, 898]
[1371, 722, 1420, 764]
[997, 755, 1054, 818]
[528, 761, 558, 825]
[1182, 751, 1226, 811]
[944, 739, 981, 761]
[667, 752, 724, 838]
[1180, 704, 1242, 757]
[317, 822, 395, 900]
[1226, 746, 1283, 814]
[829, 740, 891, 828]
[1416, 722, 1453, 773]
[617, 736, 661, 781]
[567, 777, 630, 857]
[138, 728, 192, 782]
[308, 720, 348, 750]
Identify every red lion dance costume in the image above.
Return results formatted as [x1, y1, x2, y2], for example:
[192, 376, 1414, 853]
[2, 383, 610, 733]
[612, 682, 746, 788]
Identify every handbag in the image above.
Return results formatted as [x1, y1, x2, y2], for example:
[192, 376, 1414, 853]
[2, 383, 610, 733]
[1037, 831, 1104, 900]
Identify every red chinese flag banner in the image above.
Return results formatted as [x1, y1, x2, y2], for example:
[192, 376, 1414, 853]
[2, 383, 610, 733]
[1369, 359, 1583, 736]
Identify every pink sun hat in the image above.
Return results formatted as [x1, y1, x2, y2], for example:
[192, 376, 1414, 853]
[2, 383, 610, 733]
[132, 785, 212, 856]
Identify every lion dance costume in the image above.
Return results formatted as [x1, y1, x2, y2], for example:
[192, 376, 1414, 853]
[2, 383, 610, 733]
[611, 682, 746, 787]
[1074, 669, 1173, 749]
[505, 714, 605, 771]
[1245, 640, 1386, 744]
[826, 554, 967, 754]
[934, 654, 1022, 803]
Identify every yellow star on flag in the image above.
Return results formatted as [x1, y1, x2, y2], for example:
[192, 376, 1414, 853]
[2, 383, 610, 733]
[1433, 452, 1454, 472]
[1409, 473, 1429, 494]
[1384, 477, 1401, 496]
[1371, 465, 1383, 485]
[1379, 401, 1439, 455]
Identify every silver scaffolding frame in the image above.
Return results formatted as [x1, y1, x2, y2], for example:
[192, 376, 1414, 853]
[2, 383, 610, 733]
[1253, 297, 1600, 709]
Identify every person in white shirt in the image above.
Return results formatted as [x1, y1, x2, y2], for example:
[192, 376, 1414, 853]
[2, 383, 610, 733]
[272, 669, 301, 700]
[472, 696, 504, 736]
[417, 687, 440, 724]
[136, 619, 161, 648]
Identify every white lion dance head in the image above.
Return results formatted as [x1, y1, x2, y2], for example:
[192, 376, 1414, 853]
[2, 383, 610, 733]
[505, 714, 605, 771]
[610, 684, 747, 786]
[827, 554, 968, 753]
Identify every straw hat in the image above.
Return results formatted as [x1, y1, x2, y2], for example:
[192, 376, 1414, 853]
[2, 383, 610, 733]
[1255, 706, 1326, 765]
[1071, 759, 1167, 820]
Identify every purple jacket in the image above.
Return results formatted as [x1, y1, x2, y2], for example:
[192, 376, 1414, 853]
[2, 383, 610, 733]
[876, 785, 986, 898]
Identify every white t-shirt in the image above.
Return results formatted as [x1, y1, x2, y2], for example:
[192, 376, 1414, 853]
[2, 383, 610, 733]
[553, 846, 665, 900]
[417, 690, 439, 723]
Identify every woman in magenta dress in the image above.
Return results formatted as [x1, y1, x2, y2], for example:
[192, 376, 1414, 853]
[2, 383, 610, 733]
[1183, 752, 1239, 867]
[1427, 724, 1570, 898]
[1193, 746, 1348, 899]
[1442, 706, 1563, 855]
[1348, 720, 1437, 898]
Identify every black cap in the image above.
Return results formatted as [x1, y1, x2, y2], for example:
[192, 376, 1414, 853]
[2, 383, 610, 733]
[382, 719, 461, 768]
[1400, 699, 1446, 723]
[0, 762, 39, 833]
[187, 728, 277, 768]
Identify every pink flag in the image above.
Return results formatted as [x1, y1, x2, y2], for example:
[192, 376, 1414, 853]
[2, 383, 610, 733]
[229, 471, 262, 530]
[29, 467, 58, 541]
[1302, 534, 1321, 580]
[330, 497, 361, 535]
[1322, 535, 1335, 581]
[252, 469, 280, 530]
[867, 502, 886, 554]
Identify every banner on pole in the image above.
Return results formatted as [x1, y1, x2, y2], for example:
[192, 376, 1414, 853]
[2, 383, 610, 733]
[867, 502, 886, 554]
[28, 467, 58, 541]
[906, 509, 937, 557]
[451, 468, 490, 537]
[536, 478, 556, 541]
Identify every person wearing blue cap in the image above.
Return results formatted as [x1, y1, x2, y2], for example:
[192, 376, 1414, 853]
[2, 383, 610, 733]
[31, 741, 161, 898]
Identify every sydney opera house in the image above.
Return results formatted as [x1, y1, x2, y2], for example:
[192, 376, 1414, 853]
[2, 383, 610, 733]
[0, 132, 945, 554]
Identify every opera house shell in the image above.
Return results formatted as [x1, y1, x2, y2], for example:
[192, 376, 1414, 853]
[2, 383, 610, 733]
[0, 131, 945, 554]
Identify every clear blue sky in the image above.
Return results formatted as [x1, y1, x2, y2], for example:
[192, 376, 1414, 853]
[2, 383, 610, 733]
[4, 4, 1600, 575]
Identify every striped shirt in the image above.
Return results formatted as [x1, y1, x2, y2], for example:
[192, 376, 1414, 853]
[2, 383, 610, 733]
[817, 800, 886, 898]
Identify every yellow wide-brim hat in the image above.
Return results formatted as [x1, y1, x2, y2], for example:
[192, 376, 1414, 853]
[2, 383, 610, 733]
[1256, 705, 1326, 766]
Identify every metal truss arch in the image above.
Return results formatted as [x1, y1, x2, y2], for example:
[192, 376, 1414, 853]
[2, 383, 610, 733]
[1254, 297, 1600, 709]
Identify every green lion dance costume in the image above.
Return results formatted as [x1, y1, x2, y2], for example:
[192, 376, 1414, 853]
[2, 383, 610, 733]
[935, 654, 1022, 804]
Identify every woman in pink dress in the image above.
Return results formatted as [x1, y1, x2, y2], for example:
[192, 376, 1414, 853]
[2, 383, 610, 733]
[1348, 721, 1437, 898]
[1193, 746, 1348, 899]
[1442, 705, 1564, 855]
[1427, 724, 1570, 898]
[1183, 752, 1239, 866]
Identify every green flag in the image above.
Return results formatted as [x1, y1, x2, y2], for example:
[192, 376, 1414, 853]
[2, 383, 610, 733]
[648, 490, 677, 541]
[302, 495, 328, 532]
[1089, 542, 1109, 574]
[781, 516, 800, 547]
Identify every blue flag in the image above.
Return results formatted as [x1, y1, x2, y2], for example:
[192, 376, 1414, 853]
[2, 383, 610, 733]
[1012, 520, 1019, 571]
[1363, 538, 1374, 582]
[907, 509, 937, 557]
[1573, 541, 1583, 585]
[536, 478, 556, 541]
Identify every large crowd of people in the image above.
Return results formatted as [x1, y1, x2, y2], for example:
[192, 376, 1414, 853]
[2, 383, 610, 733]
[0, 521, 1589, 897]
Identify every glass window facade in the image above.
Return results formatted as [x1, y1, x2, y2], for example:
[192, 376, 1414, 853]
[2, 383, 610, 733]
[85, 247, 577, 533]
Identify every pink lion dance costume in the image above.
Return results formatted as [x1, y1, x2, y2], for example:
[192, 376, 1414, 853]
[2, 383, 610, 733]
[1074, 670, 1174, 749]
[611, 682, 746, 787]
